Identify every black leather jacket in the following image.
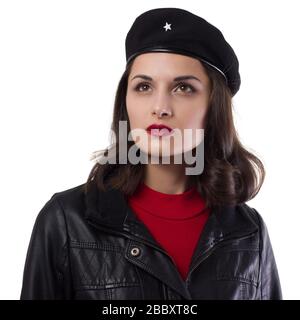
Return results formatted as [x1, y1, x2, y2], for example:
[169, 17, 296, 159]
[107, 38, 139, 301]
[20, 181, 282, 300]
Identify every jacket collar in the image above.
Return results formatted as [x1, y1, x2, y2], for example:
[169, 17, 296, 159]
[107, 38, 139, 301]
[84, 180, 259, 248]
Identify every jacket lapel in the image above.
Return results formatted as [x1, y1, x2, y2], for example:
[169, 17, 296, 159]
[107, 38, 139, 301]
[187, 204, 259, 281]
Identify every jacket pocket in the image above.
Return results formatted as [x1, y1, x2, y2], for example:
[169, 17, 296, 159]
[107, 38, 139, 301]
[214, 248, 260, 299]
[69, 240, 143, 299]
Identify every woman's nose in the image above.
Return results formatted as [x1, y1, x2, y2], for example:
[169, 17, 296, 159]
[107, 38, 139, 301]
[151, 91, 173, 118]
[152, 108, 173, 118]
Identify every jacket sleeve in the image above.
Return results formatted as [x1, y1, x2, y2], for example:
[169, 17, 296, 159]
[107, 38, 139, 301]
[253, 209, 283, 300]
[20, 194, 71, 300]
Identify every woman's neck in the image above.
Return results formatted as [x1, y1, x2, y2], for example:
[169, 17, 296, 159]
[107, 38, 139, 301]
[144, 163, 195, 194]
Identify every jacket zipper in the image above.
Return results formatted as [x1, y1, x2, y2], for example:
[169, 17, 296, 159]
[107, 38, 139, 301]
[162, 282, 169, 299]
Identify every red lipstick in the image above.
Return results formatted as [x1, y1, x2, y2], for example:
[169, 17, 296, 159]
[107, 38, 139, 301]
[146, 124, 174, 137]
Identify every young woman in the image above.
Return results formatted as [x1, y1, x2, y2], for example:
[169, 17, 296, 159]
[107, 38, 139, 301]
[20, 7, 282, 300]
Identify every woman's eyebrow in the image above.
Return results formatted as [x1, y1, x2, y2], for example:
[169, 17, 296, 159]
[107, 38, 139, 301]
[130, 74, 202, 83]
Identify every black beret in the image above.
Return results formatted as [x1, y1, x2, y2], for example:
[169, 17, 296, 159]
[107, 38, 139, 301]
[125, 7, 241, 96]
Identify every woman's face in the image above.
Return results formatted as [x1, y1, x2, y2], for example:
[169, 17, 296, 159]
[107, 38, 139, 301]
[126, 52, 211, 160]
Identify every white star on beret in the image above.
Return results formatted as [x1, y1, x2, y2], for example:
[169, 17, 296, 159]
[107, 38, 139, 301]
[163, 22, 172, 31]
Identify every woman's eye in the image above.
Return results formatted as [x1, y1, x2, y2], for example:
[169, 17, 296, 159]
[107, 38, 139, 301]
[135, 83, 151, 92]
[134, 82, 195, 93]
[176, 83, 195, 93]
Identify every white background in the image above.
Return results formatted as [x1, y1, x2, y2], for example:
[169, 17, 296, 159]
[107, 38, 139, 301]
[0, 0, 299, 300]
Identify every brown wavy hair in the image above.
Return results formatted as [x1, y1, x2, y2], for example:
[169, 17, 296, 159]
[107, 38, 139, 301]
[83, 57, 265, 209]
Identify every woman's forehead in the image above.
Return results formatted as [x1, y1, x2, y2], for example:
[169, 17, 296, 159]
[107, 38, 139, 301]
[132, 52, 202, 66]
[130, 53, 207, 79]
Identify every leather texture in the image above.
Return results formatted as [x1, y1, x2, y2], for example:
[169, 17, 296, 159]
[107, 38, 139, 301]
[20, 181, 283, 300]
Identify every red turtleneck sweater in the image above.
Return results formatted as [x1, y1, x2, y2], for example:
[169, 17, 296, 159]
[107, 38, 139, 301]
[125, 182, 211, 281]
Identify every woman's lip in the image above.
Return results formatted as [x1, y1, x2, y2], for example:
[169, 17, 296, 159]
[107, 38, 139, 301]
[146, 124, 173, 131]
[147, 128, 175, 137]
